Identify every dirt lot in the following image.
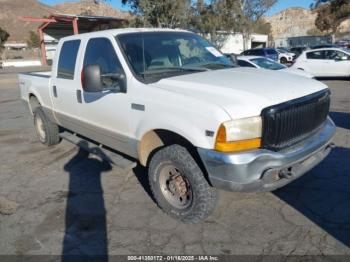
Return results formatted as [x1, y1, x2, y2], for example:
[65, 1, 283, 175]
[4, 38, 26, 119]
[0, 67, 350, 256]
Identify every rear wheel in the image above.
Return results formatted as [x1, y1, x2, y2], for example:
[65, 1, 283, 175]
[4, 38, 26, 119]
[148, 144, 218, 223]
[34, 107, 60, 146]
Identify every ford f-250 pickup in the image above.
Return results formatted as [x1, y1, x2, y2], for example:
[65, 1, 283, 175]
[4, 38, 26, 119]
[19, 28, 336, 223]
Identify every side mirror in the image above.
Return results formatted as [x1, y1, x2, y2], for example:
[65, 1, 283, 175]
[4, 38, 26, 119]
[82, 64, 103, 93]
[100, 72, 127, 93]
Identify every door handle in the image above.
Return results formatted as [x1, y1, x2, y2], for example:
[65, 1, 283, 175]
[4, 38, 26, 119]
[53, 85, 57, 97]
[76, 90, 82, 103]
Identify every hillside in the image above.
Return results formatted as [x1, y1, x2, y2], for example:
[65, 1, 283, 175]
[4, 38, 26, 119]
[54, 0, 129, 19]
[0, 0, 55, 42]
[0, 0, 129, 42]
[265, 7, 350, 40]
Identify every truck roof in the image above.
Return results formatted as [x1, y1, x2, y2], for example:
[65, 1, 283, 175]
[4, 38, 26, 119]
[60, 28, 191, 42]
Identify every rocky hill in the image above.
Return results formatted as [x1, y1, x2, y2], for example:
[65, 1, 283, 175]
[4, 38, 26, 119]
[265, 7, 350, 40]
[0, 0, 129, 42]
[0, 0, 55, 42]
[54, 0, 129, 19]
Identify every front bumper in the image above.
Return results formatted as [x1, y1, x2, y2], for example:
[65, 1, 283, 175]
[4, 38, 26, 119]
[198, 117, 336, 192]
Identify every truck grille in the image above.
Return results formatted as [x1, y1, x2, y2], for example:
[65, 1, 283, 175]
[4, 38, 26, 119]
[261, 90, 330, 150]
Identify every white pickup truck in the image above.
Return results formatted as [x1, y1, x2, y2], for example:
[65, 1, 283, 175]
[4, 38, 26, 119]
[19, 28, 336, 223]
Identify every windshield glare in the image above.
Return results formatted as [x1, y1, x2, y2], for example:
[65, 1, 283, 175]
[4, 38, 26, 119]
[251, 58, 286, 70]
[117, 32, 233, 81]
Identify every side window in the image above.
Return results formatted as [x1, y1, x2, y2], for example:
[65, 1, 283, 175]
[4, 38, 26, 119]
[238, 60, 256, 68]
[325, 50, 350, 60]
[306, 51, 325, 60]
[57, 40, 81, 79]
[83, 38, 124, 89]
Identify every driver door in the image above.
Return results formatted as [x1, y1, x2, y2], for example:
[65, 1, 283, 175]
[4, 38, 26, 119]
[77, 37, 133, 156]
[324, 50, 350, 77]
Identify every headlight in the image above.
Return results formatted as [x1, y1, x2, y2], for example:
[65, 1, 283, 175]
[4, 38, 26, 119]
[215, 116, 262, 152]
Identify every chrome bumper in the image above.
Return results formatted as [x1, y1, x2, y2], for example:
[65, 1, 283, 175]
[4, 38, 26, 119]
[198, 117, 336, 192]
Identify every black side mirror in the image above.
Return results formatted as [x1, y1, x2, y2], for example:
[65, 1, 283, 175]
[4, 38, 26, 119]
[82, 64, 103, 93]
[100, 73, 127, 93]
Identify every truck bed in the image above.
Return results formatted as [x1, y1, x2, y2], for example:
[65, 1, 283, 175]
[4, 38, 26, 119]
[18, 71, 53, 111]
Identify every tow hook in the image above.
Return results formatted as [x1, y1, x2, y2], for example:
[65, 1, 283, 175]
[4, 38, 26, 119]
[327, 143, 336, 149]
[279, 168, 294, 179]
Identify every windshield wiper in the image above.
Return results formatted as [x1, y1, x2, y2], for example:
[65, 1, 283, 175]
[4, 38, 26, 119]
[200, 63, 235, 70]
[141, 66, 209, 75]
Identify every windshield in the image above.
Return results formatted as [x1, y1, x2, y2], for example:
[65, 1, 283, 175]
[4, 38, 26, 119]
[250, 58, 286, 70]
[265, 49, 278, 55]
[277, 48, 288, 53]
[117, 32, 233, 83]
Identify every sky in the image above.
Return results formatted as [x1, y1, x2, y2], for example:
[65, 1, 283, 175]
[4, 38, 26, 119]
[40, 0, 315, 16]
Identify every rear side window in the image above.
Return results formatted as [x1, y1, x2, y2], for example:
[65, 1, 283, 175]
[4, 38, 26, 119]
[306, 51, 325, 60]
[57, 40, 81, 79]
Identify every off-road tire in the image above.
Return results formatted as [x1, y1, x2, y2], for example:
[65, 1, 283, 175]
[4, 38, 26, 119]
[33, 107, 60, 146]
[148, 144, 218, 223]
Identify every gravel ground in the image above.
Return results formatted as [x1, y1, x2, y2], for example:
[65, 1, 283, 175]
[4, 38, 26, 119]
[0, 67, 349, 256]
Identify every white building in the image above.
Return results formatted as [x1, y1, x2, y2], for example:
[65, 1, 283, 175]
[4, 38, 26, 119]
[219, 33, 269, 54]
[44, 34, 59, 63]
[4, 42, 27, 50]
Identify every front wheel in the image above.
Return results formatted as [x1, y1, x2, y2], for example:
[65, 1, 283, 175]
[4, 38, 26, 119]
[148, 144, 218, 223]
[280, 57, 288, 64]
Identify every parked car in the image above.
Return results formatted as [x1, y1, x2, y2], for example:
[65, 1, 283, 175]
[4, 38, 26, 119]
[19, 28, 335, 223]
[311, 44, 339, 49]
[290, 47, 308, 57]
[293, 48, 350, 78]
[336, 40, 350, 49]
[224, 53, 239, 66]
[237, 56, 314, 78]
[276, 48, 296, 64]
[241, 48, 279, 61]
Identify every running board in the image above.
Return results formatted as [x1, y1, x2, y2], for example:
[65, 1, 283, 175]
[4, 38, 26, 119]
[59, 131, 137, 171]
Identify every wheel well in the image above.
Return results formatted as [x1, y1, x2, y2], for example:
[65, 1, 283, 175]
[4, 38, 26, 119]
[138, 129, 195, 167]
[29, 94, 41, 114]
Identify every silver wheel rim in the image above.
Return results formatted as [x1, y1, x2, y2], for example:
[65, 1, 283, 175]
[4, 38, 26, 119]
[159, 165, 193, 209]
[35, 115, 46, 142]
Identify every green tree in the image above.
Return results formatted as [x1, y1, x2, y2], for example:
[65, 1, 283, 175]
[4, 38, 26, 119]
[121, 0, 191, 28]
[312, 0, 350, 41]
[253, 19, 272, 35]
[27, 31, 40, 48]
[0, 26, 10, 55]
[190, 0, 277, 48]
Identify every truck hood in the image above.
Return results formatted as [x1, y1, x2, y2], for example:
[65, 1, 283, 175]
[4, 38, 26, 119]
[279, 67, 314, 78]
[152, 67, 328, 119]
